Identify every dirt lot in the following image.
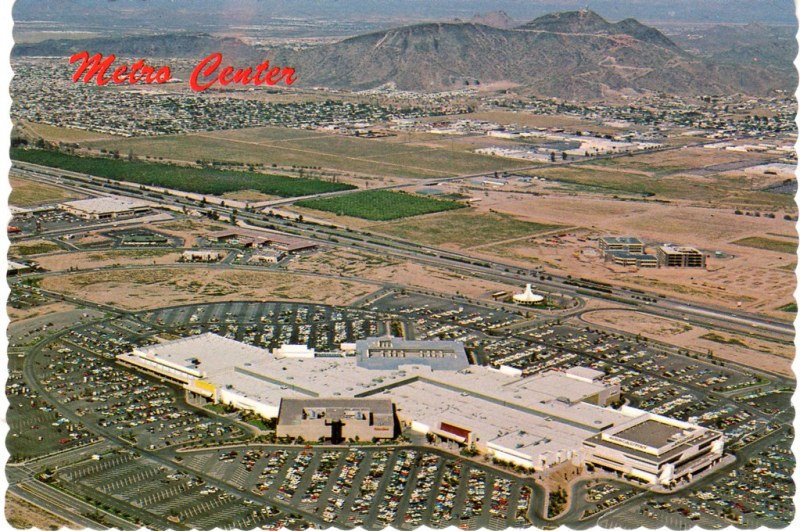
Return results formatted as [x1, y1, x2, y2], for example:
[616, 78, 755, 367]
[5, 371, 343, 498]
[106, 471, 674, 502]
[34, 249, 183, 271]
[5, 493, 79, 530]
[584, 146, 774, 174]
[221, 190, 278, 202]
[579, 309, 793, 377]
[286, 248, 400, 277]
[466, 191, 795, 315]
[363, 260, 519, 300]
[10, 177, 83, 206]
[71, 231, 114, 247]
[7, 301, 78, 323]
[40, 268, 375, 309]
[9, 240, 62, 258]
[289, 249, 519, 301]
[371, 209, 564, 249]
[151, 218, 227, 247]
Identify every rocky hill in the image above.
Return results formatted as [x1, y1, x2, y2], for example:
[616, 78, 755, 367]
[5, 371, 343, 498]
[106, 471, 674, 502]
[273, 11, 788, 97]
[13, 10, 793, 99]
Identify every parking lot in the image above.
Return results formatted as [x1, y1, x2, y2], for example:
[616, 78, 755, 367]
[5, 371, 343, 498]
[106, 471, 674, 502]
[101, 228, 183, 248]
[31, 333, 246, 452]
[7, 289, 795, 530]
[178, 445, 538, 529]
[598, 428, 794, 529]
[49, 448, 287, 530]
[141, 301, 383, 352]
[7, 351, 98, 461]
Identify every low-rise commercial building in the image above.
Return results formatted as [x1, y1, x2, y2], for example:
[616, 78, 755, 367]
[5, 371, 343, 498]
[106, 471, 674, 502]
[208, 228, 317, 253]
[599, 236, 645, 254]
[117, 333, 722, 484]
[657, 244, 706, 268]
[276, 398, 395, 442]
[61, 196, 151, 220]
[7, 260, 33, 276]
[248, 249, 286, 264]
[583, 409, 724, 487]
[181, 250, 224, 262]
[605, 251, 659, 268]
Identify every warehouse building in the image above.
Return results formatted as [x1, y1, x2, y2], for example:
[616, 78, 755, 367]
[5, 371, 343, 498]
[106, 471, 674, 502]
[61, 196, 151, 220]
[657, 244, 706, 268]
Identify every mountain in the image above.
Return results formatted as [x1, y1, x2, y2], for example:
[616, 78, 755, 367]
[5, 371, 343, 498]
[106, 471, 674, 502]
[470, 10, 517, 29]
[271, 11, 789, 98]
[667, 23, 797, 74]
[12, 10, 794, 99]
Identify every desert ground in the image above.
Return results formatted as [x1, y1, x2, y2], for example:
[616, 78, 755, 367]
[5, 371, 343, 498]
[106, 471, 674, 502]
[9, 177, 84, 206]
[32, 249, 184, 272]
[6, 301, 78, 323]
[5, 493, 79, 530]
[579, 309, 794, 377]
[40, 268, 376, 310]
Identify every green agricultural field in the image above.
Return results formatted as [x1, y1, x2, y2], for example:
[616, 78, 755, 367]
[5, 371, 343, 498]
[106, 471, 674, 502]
[83, 126, 526, 179]
[377, 209, 563, 247]
[731, 236, 797, 254]
[11, 148, 355, 197]
[296, 190, 466, 221]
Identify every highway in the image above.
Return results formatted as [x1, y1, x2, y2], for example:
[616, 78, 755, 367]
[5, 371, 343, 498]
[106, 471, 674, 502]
[11, 160, 795, 344]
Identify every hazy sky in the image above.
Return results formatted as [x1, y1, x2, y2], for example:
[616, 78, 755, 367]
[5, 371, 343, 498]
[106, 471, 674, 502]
[12, 0, 799, 28]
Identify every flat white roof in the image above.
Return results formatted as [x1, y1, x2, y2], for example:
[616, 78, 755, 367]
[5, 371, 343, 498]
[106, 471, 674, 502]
[121, 333, 640, 462]
[62, 196, 151, 214]
[8, 261, 30, 271]
[566, 366, 605, 382]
